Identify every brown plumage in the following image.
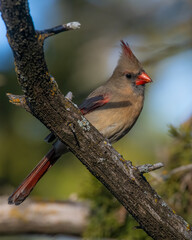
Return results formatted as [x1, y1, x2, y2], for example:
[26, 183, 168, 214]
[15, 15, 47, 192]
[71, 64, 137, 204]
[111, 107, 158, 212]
[8, 41, 152, 205]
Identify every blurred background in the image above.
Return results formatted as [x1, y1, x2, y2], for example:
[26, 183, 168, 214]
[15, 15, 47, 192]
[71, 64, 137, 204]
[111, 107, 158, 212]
[0, 0, 192, 239]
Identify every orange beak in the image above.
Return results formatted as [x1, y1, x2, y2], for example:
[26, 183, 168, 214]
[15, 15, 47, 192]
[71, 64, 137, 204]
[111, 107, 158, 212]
[136, 72, 152, 86]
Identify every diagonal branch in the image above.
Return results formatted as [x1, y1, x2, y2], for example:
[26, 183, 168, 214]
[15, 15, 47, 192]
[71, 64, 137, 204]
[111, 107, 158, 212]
[1, 0, 192, 239]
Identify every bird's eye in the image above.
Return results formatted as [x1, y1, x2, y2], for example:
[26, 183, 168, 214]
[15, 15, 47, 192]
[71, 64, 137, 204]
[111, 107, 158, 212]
[126, 73, 132, 79]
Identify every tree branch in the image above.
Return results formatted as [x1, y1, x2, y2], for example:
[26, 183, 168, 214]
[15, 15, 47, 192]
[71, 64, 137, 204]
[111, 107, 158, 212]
[137, 162, 164, 174]
[0, 196, 89, 235]
[164, 164, 192, 180]
[37, 22, 81, 43]
[7, 93, 30, 111]
[1, 0, 192, 239]
[6, 91, 73, 114]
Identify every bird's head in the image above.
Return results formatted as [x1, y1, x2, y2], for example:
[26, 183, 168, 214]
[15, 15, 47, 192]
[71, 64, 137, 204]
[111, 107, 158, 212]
[112, 41, 152, 87]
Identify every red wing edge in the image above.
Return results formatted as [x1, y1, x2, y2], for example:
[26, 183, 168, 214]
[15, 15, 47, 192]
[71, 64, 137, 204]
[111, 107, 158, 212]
[79, 94, 109, 115]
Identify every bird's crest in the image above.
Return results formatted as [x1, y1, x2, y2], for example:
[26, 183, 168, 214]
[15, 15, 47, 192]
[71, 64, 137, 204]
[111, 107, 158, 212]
[118, 40, 141, 70]
[120, 40, 133, 57]
[111, 40, 142, 77]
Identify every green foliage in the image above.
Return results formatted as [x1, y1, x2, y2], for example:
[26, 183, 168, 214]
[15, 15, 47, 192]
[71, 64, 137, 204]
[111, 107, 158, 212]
[168, 121, 192, 167]
[158, 118, 192, 224]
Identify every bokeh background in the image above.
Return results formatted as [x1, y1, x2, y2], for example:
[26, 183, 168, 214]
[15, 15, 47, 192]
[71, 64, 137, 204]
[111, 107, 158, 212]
[0, 0, 192, 239]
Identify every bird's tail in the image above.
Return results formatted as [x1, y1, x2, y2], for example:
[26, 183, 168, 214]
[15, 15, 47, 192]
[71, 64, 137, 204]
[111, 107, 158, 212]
[8, 148, 58, 205]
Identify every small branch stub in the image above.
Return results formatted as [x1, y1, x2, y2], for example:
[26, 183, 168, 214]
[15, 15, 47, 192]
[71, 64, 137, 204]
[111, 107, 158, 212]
[6, 93, 30, 112]
[37, 22, 81, 42]
[137, 162, 164, 174]
[6, 91, 73, 114]
[65, 91, 73, 100]
[66, 22, 81, 30]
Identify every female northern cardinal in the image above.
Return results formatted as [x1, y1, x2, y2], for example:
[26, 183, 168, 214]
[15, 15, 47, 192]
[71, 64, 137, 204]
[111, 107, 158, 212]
[8, 41, 152, 205]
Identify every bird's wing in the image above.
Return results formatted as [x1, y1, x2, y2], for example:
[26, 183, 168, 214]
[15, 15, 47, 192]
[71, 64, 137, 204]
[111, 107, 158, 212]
[79, 94, 109, 115]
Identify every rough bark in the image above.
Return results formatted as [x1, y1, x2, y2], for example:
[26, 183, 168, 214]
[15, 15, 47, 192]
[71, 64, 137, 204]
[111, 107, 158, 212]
[1, 0, 192, 239]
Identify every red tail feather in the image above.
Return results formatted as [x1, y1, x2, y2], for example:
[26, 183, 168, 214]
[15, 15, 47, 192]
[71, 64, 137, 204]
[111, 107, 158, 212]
[8, 148, 58, 205]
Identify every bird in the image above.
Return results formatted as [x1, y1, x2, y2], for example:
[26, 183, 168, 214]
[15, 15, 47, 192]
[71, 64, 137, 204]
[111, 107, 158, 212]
[8, 41, 152, 205]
